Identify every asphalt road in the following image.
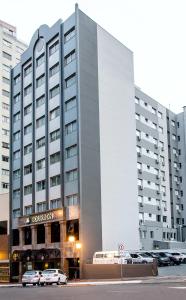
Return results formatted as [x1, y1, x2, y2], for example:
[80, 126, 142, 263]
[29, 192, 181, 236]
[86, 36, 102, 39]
[1, 283, 186, 300]
[159, 263, 186, 276]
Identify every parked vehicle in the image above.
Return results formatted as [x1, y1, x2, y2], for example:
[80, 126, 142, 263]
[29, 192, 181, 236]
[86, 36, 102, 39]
[22, 270, 42, 287]
[145, 252, 170, 267]
[93, 251, 132, 264]
[180, 252, 186, 263]
[168, 252, 183, 264]
[130, 253, 153, 264]
[161, 252, 181, 265]
[41, 269, 68, 285]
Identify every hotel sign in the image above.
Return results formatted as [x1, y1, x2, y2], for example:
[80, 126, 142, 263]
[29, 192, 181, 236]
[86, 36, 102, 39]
[31, 212, 54, 224]
[19, 209, 63, 226]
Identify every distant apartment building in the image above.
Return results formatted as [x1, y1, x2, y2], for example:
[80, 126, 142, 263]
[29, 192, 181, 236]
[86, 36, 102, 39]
[135, 88, 186, 250]
[0, 20, 27, 194]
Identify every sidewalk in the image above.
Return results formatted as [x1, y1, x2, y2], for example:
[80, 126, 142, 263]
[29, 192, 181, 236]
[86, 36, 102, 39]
[0, 275, 186, 288]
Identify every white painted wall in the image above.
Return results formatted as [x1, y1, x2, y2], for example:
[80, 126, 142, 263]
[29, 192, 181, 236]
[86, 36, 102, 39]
[97, 26, 140, 251]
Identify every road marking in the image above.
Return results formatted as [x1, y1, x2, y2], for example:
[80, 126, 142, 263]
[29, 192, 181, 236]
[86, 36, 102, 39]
[169, 287, 186, 289]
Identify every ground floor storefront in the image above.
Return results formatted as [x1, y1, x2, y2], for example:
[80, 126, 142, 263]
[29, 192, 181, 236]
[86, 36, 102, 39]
[10, 208, 81, 281]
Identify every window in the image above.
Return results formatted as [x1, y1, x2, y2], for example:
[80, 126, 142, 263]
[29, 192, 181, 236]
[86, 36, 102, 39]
[36, 158, 45, 170]
[14, 93, 20, 104]
[2, 169, 9, 176]
[36, 95, 45, 108]
[3, 39, 12, 47]
[66, 194, 78, 206]
[24, 124, 32, 135]
[152, 107, 156, 114]
[49, 40, 59, 56]
[36, 74, 45, 88]
[2, 77, 10, 84]
[13, 169, 20, 179]
[24, 144, 32, 155]
[24, 104, 32, 115]
[36, 136, 45, 149]
[36, 53, 45, 67]
[13, 189, 20, 199]
[50, 129, 60, 142]
[2, 51, 11, 60]
[50, 107, 60, 120]
[64, 50, 75, 65]
[178, 135, 180, 141]
[24, 64, 32, 77]
[135, 113, 140, 120]
[150, 231, 154, 238]
[2, 142, 9, 149]
[171, 120, 175, 127]
[65, 73, 76, 88]
[24, 184, 32, 195]
[49, 63, 59, 77]
[36, 180, 46, 191]
[2, 115, 9, 123]
[152, 122, 157, 129]
[24, 164, 32, 175]
[2, 129, 9, 136]
[24, 84, 32, 96]
[3, 64, 10, 73]
[49, 85, 59, 99]
[65, 145, 77, 159]
[156, 215, 161, 222]
[137, 162, 142, 170]
[36, 116, 45, 128]
[13, 150, 20, 160]
[159, 126, 163, 133]
[50, 175, 60, 187]
[65, 97, 76, 111]
[158, 111, 162, 118]
[66, 169, 78, 182]
[172, 134, 176, 141]
[2, 89, 10, 97]
[13, 209, 20, 218]
[2, 182, 9, 189]
[25, 206, 32, 216]
[50, 151, 60, 165]
[50, 198, 61, 209]
[2, 155, 9, 162]
[135, 96, 139, 104]
[14, 75, 20, 85]
[64, 27, 75, 42]
[13, 131, 20, 141]
[163, 216, 167, 223]
[37, 202, 46, 212]
[2, 102, 9, 110]
[65, 121, 77, 135]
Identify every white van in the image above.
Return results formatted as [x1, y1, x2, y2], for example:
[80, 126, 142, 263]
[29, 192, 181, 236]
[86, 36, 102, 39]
[93, 251, 132, 264]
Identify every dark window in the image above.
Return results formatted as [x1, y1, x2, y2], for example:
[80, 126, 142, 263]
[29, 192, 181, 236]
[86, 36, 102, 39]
[64, 27, 75, 43]
[0, 221, 7, 235]
[51, 222, 60, 243]
[36, 53, 45, 67]
[49, 40, 59, 56]
[24, 227, 31, 245]
[12, 229, 19, 246]
[37, 224, 45, 244]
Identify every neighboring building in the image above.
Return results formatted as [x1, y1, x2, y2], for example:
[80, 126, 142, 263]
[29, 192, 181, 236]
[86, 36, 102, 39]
[10, 5, 139, 280]
[0, 20, 27, 282]
[0, 20, 27, 194]
[135, 88, 186, 250]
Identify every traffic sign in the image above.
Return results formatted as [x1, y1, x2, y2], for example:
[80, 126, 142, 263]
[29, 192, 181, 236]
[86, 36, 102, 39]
[118, 243, 125, 257]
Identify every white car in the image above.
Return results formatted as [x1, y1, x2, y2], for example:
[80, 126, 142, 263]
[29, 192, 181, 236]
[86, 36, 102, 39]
[41, 269, 68, 285]
[130, 253, 154, 264]
[22, 270, 42, 287]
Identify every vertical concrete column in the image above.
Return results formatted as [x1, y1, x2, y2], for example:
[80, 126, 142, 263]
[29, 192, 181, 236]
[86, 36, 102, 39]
[31, 225, 37, 247]
[59, 220, 67, 272]
[44, 223, 51, 246]
[19, 227, 24, 247]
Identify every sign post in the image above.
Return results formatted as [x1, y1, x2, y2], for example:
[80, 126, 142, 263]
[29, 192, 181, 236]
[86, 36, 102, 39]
[118, 243, 125, 280]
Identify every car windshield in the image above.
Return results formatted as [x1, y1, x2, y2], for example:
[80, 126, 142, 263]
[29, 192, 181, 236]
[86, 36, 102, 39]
[158, 253, 166, 257]
[171, 253, 180, 256]
[43, 270, 56, 274]
[24, 271, 38, 275]
[139, 253, 148, 257]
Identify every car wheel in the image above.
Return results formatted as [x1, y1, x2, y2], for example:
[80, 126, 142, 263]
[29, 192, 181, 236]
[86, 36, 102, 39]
[142, 261, 147, 264]
[22, 283, 26, 287]
[170, 261, 174, 266]
[40, 283, 44, 286]
[64, 278, 68, 285]
[57, 278, 60, 285]
[33, 283, 36, 286]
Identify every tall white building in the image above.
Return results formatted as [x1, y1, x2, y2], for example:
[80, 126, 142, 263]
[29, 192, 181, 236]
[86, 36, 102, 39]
[0, 20, 27, 194]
